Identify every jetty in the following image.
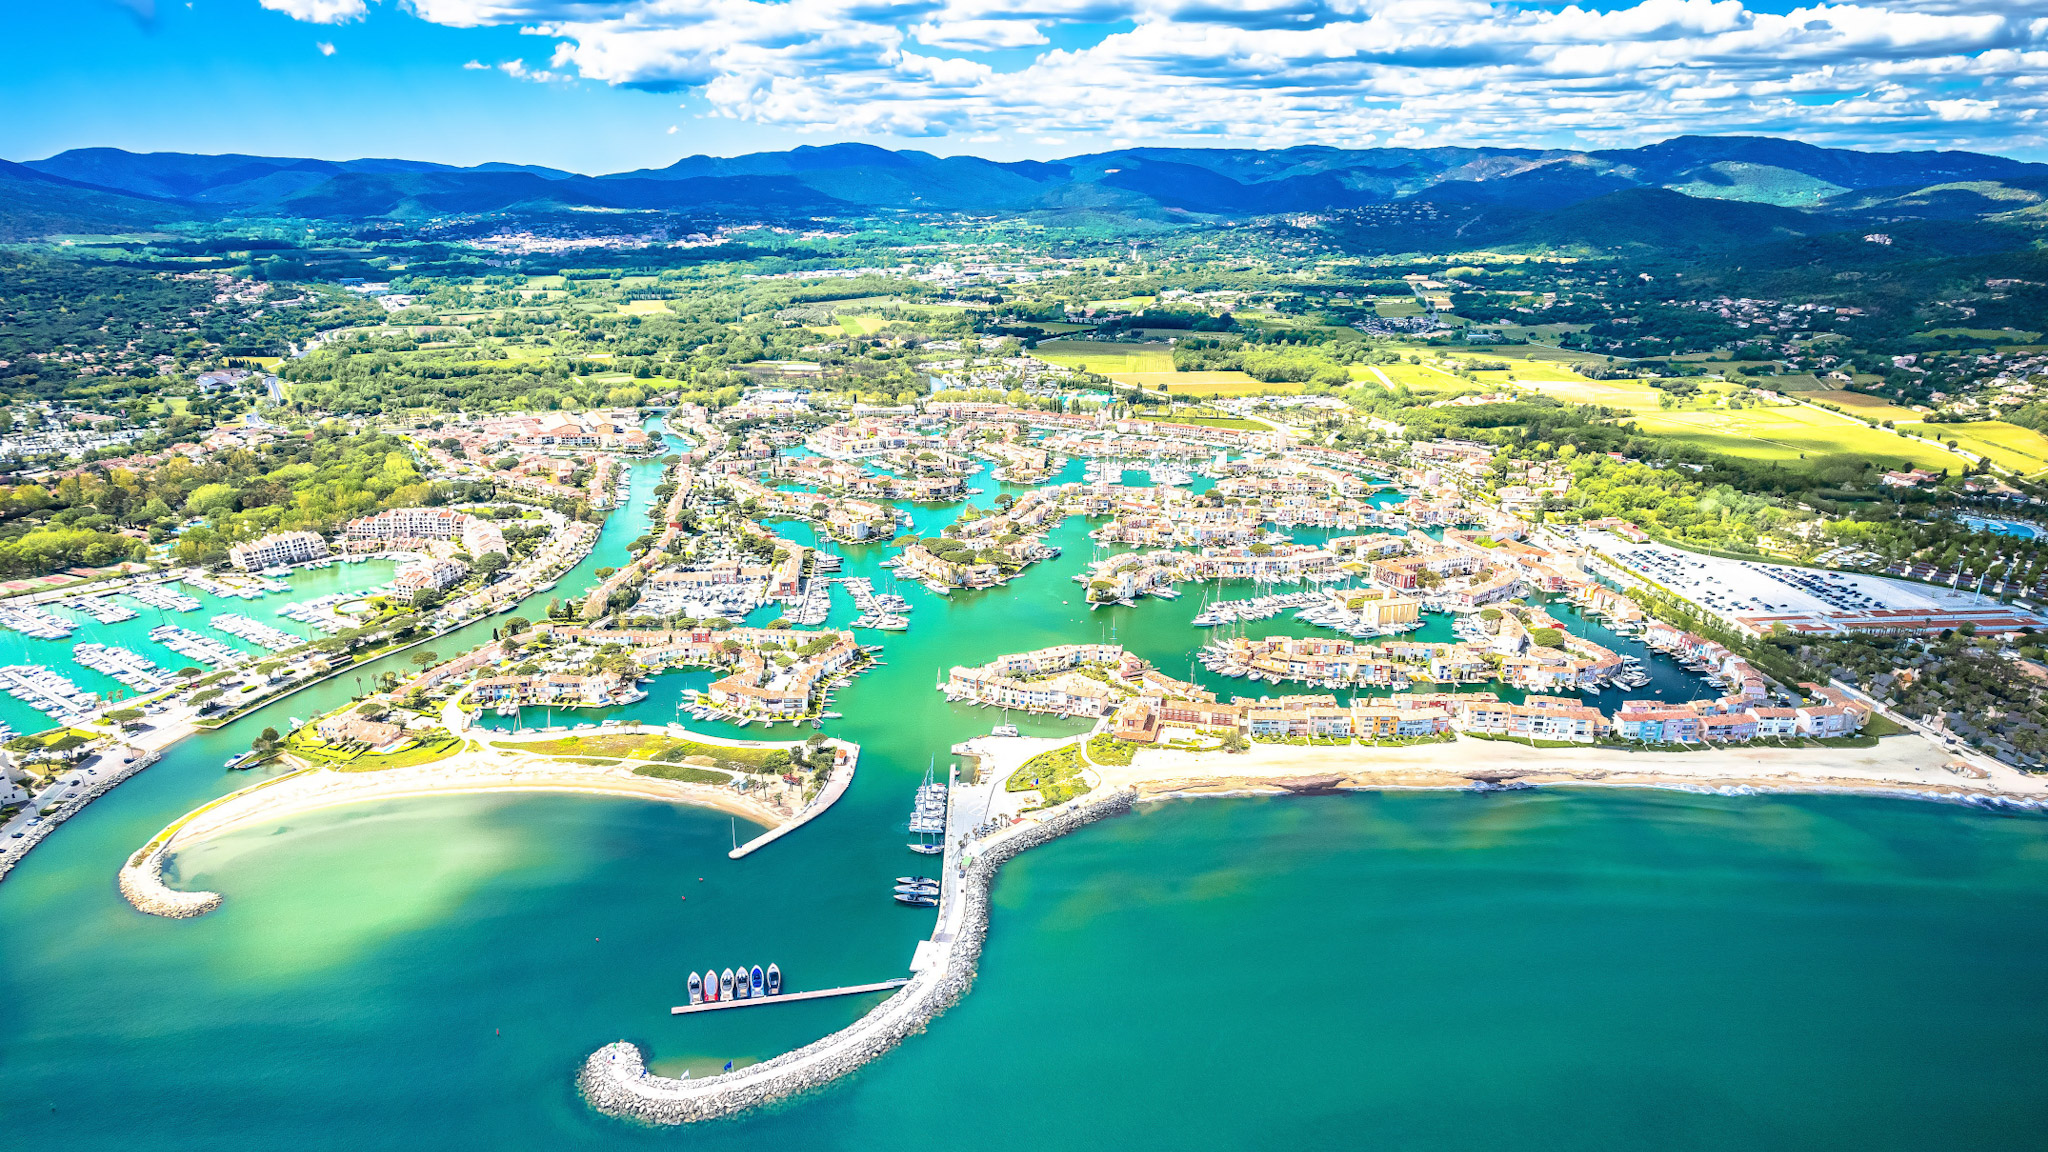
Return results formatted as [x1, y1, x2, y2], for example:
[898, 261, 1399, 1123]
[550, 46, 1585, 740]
[671, 979, 909, 1015]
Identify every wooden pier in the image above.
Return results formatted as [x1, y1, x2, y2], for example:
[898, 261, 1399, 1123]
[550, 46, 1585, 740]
[671, 978, 909, 1015]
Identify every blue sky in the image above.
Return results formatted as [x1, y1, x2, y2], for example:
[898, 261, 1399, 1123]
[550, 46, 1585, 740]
[6, 0, 2042, 172]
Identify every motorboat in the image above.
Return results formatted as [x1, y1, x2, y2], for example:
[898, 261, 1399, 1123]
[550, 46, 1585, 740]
[704, 969, 720, 1002]
[732, 965, 750, 999]
[765, 964, 782, 996]
[894, 893, 939, 907]
[688, 971, 703, 1005]
[720, 968, 735, 1000]
[896, 876, 936, 886]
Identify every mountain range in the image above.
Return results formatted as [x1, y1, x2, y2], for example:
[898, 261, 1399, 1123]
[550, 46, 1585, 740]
[5, 136, 2046, 246]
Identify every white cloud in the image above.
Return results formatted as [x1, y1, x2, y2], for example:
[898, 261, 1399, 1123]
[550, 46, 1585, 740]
[309, 0, 2048, 151]
[260, 0, 368, 24]
[462, 58, 490, 69]
[911, 19, 1049, 50]
[667, 123, 680, 132]
[316, 39, 337, 54]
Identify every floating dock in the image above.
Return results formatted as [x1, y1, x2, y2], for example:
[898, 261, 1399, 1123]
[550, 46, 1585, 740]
[670, 979, 908, 1015]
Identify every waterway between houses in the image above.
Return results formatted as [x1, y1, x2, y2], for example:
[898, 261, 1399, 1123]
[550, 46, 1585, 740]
[2, 420, 2046, 1151]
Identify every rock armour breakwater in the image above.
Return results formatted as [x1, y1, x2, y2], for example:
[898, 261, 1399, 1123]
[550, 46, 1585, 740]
[117, 846, 222, 918]
[0, 749, 159, 885]
[577, 786, 1138, 1125]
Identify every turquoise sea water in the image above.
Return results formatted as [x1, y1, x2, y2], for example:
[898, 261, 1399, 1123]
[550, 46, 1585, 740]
[2, 421, 2046, 1149]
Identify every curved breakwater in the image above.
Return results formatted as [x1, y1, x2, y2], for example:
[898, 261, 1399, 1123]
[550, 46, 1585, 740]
[117, 846, 222, 918]
[578, 786, 1138, 1125]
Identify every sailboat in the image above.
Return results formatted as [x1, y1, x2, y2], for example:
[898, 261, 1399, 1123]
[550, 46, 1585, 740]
[907, 758, 946, 855]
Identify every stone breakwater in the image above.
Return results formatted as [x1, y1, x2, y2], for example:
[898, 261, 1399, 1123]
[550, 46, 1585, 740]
[577, 787, 1138, 1125]
[117, 846, 222, 918]
[0, 748, 158, 886]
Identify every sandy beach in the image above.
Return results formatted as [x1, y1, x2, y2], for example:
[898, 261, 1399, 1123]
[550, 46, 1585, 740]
[964, 729, 2048, 813]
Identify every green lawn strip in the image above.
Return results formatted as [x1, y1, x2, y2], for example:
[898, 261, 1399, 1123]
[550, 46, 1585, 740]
[1086, 734, 1139, 765]
[493, 732, 789, 773]
[1008, 742, 1086, 805]
[1860, 712, 1908, 738]
[333, 736, 465, 773]
[629, 762, 730, 785]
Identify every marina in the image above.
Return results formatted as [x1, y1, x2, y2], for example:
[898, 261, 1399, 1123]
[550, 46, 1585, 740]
[0, 603, 77, 639]
[72, 644, 170, 692]
[0, 665, 97, 721]
[675, 976, 912, 1015]
[209, 614, 307, 652]
[128, 584, 202, 612]
[148, 625, 250, 668]
[64, 596, 138, 624]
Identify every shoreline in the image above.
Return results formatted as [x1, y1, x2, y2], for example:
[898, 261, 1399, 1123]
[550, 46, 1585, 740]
[1086, 731, 2048, 807]
[116, 749, 793, 919]
[573, 731, 2048, 1126]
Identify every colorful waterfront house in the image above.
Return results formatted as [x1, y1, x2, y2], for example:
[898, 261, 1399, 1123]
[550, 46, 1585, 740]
[1794, 705, 1862, 737]
[1747, 707, 1800, 738]
[1700, 711, 1759, 743]
[1111, 699, 1160, 744]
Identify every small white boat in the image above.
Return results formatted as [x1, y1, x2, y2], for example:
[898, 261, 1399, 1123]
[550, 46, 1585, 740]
[991, 723, 1019, 737]
[766, 963, 781, 996]
[720, 968, 735, 1000]
[688, 970, 703, 1005]
[750, 965, 764, 998]
[704, 969, 720, 1003]
[732, 964, 751, 999]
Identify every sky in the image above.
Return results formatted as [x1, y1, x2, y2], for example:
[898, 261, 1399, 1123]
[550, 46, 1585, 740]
[4, 0, 2043, 173]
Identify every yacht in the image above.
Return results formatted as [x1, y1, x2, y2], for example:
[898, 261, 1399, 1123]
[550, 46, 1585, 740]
[991, 723, 1019, 738]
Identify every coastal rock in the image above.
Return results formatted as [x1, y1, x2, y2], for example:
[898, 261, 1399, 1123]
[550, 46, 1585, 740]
[1270, 774, 1346, 793]
[117, 847, 222, 918]
[577, 787, 1137, 1125]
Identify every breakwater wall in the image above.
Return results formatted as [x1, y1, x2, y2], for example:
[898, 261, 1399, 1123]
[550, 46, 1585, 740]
[0, 748, 159, 886]
[117, 845, 222, 917]
[578, 786, 1138, 1125]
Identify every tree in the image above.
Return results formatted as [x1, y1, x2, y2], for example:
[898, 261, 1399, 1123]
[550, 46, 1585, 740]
[411, 650, 439, 669]
[1531, 627, 1565, 649]
[475, 551, 508, 577]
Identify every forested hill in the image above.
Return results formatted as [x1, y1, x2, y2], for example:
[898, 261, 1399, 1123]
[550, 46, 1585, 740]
[13, 136, 2048, 235]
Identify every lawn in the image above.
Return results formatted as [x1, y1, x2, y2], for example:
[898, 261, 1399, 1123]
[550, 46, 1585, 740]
[1029, 340, 1175, 376]
[1629, 404, 1970, 471]
[1007, 742, 1087, 806]
[618, 300, 674, 316]
[1374, 297, 1423, 317]
[1899, 421, 2048, 475]
[492, 732, 789, 773]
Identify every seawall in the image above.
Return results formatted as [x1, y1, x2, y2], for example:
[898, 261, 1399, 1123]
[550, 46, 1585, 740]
[0, 748, 159, 885]
[117, 846, 222, 917]
[578, 786, 1137, 1125]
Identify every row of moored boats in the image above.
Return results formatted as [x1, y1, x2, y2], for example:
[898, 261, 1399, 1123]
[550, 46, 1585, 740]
[687, 962, 782, 1004]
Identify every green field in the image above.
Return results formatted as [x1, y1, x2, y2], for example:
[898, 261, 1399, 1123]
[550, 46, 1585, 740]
[1374, 297, 1424, 317]
[1630, 404, 1970, 471]
[1137, 372, 1285, 396]
[1807, 390, 1925, 423]
[1900, 421, 2048, 475]
[1030, 340, 1175, 376]
[617, 299, 673, 316]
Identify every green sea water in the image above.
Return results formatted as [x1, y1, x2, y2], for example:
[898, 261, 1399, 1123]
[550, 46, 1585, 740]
[2, 423, 2046, 1149]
